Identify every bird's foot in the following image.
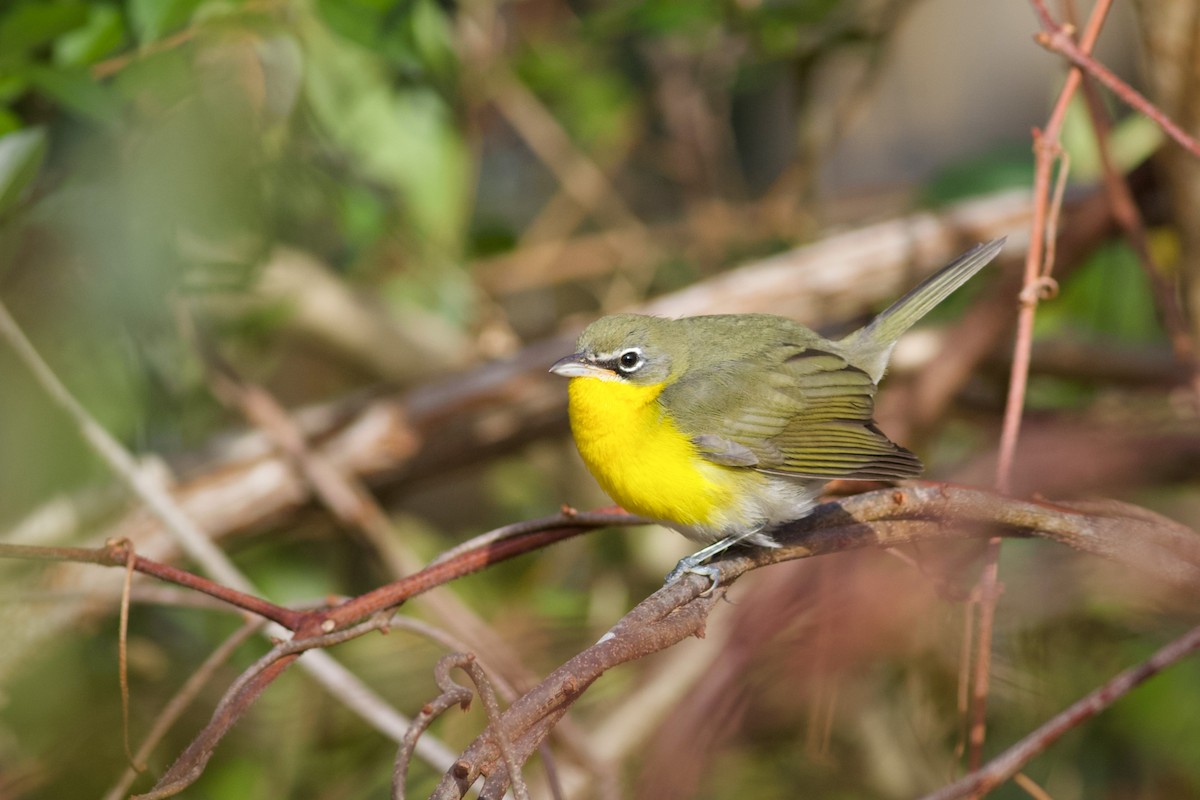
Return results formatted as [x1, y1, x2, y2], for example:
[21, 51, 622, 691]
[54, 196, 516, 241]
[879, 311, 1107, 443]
[664, 549, 728, 594]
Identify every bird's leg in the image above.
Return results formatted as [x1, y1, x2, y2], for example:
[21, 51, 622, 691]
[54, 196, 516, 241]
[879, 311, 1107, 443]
[664, 527, 768, 591]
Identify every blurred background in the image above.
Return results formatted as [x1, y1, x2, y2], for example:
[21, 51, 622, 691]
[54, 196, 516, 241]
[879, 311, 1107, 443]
[2, 0, 1199, 798]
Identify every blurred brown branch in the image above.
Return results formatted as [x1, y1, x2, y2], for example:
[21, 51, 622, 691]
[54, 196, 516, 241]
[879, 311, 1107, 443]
[923, 620, 1200, 800]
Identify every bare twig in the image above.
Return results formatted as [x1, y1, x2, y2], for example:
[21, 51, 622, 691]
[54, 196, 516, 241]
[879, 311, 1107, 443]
[0, 296, 456, 778]
[431, 486, 1200, 798]
[1013, 772, 1054, 800]
[463, 656, 530, 800]
[393, 654, 478, 800]
[128, 509, 641, 798]
[0, 541, 303, 628]
[103, 619, 264, 800]
[1070, 20, 1200, 406]
[971, 0, 1113, 773]
[0, 296, 251, 593]
[118, 540, 139, 770]
[922, 621, 1200, 800]
[1032, 7, 1200, 159]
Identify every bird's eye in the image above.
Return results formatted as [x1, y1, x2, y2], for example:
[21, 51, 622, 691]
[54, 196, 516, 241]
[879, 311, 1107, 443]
[618, 350, 642, 371]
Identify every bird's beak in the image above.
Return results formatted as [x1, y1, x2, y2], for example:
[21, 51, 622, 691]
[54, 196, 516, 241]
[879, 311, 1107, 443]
[549, 353, 612, 379]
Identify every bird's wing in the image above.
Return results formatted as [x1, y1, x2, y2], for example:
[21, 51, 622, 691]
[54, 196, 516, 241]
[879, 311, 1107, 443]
[669, 346, 922, 480]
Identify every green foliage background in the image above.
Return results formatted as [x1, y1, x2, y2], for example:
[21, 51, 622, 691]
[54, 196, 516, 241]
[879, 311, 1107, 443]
[0, 2, 1196, 799]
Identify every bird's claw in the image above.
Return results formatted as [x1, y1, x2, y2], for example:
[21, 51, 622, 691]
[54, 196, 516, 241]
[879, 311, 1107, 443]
[664, 558, 721, 595]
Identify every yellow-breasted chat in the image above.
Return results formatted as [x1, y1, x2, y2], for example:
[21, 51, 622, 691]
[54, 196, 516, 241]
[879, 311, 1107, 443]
[550, 238, 1004, 584]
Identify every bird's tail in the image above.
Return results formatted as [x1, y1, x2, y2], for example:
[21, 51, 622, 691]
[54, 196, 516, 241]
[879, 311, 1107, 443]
[840, 237, 1005, 381]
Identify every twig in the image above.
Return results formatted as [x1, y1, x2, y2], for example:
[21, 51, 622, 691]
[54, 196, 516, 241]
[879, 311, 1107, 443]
[431, 485, 1200, 798]
[322, 510, 642, 630]
[972, 0, 1112, 774]
[132, 654, 297, 800]
[464, 656, 530, 800]
[0, 541, 304, 628]
[1031, 8, 1200, 159]
[103, 619, 264, 800]
[89, 0, 283, 80]
[0, 296, 252, 593]
[1013, 772, 1055, 800]
[922, 621, 1200, 800]
[118, 540, 139, 770]
[0, 296, 457, 779]
[130, 509, 641, 798]
[2, 507, 641, 798]
[1, 506, 641, 797]
[393, 654, 479, 800]
[133, 618, 411, 800]
[1069, 20, 1200, 407]
[90, 29, 197, 79]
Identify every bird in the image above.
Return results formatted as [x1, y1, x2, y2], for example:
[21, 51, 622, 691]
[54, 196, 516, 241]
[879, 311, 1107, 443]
[550, 238, 1004, 585]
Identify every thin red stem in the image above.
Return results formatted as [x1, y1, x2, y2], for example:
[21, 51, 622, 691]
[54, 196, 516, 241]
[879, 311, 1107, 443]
[970, 0, 1114, 778]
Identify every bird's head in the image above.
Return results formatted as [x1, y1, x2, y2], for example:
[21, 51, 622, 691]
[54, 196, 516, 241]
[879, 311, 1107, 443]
[549, 314, 682, 387]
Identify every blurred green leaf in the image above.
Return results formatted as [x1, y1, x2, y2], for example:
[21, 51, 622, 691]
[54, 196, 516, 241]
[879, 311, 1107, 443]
[25, 64, 122, 128]
[409, 0, 456, 79]
[1036, 241, 1163, 344]
[53, 3, 126, 66]
[1063, 95, 1164, 180]
[0, 107, 23, 137]
[1107, 113, 1163, 173]
[315, 0, 455, 80]
[129, 0, 204, 44]
[254, 32, 305, 122]
[0, 74, 30, 104]
[302, 13, 468, 252]
[922, 143, 1034, 206]
[0, 1, 88, 62]
[517, 42, 636, 152]
[0, 126, 46, 218]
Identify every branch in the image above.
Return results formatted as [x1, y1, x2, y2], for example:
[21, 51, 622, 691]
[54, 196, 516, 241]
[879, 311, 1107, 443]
[432, 485, 1200, 797]
[393, 654, 529, 800]
[3, 187, 1045, 682]
[922, 621, 1200, 800]
[1031, 9, 1200, 159]
[973, 0, 1114, 771]
[128, 510, 641, 798]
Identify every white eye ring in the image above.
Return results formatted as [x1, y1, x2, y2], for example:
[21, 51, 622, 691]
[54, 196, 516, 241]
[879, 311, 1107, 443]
[617, 349, 643, 372]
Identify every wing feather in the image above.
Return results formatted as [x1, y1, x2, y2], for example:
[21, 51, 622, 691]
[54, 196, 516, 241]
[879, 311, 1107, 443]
[669, 344, 922, 481]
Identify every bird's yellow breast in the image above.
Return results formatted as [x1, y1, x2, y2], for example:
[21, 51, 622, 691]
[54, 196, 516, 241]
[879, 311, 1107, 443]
[566, 376, 739, 528]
